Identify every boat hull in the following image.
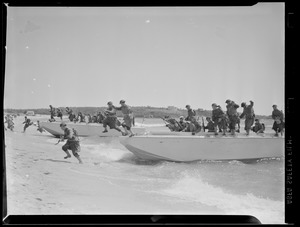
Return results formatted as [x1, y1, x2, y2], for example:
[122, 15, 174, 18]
[40, 121, 146, 137]
[120, 135, 284, 162]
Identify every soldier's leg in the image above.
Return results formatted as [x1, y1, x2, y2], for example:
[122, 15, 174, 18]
[62, 143, 72, 159]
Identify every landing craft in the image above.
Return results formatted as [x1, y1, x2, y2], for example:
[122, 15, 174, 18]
[120, 132, 284, 162]
[39, 121, 146, 138]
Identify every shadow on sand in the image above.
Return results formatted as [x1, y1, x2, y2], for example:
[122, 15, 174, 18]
[41, 158, 71, 163]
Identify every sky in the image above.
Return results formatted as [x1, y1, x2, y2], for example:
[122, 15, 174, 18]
[4, 3, 284, 115]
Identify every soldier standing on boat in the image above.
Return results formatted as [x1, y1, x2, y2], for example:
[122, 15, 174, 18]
[114, 100, 135, 137]
[59, 122, 83, 164]
[102, 101, 126, 135]
[212, 103, 227, 136]
[239, 100, 255, 135]
[225, 99, 240, 135]
[56, 108, 63, 120]
[49, 105, 56, 122]
[271, 104, 284, 136]
[185, 105, 197, 121]
[66, 107, 75, 122]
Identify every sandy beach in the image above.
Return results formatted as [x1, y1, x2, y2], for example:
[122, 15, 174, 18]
[4, 116, 220, 215]
[4, 115, 284, 224]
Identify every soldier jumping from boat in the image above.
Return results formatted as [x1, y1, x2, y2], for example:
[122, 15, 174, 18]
[240, 100, 255, 135]
[225, 99, 240, 135]
[114, 100, 135, 137]
[102, 101, 126, 135]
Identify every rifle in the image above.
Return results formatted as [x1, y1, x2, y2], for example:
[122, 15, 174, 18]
[55, 139, 61, 145]
[202, 117, 205, 132]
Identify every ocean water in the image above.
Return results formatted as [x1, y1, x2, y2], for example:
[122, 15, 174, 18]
[5, 115, 285, 224]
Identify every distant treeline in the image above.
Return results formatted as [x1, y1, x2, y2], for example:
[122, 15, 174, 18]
[4, 106, 272, 119]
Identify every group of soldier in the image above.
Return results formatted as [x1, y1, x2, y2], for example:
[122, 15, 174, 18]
[163, 100, 285, 137]
[49, 100, 136, 137]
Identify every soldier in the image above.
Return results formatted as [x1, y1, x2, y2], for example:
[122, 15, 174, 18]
[185, 105, 197, 121]
[252, 119, 265, 134]
[240, 101, 255, 135]
[178, 116, 188, 131]
[4, 115, 14, 131]
[59, 122, 82, 164]
[102, 101, 126, 135]
[204, 117, 215, 132]
[56, 108, 63, 120]
[212, 103, 227, 136]
[49, 105, 56, 121]
[225, 99, 240, 135]
[36, 120, 45, 133]
[22, 116, 33, 132]
[114, 100, 135, 137]
[271, 104, 284, 136]
[65, 107, 75, 122]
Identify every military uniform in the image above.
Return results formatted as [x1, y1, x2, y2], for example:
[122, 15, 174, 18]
[212, 108, 227, 132]
[115, 104, 134, 130]
[62, 127, 81, 157]
[240, 101, 255, 132]
[103, 107, 119, 129]
[272, 108, 284, 135]
[186, 109, 196, 121]
[204, 121, 215, 132]
[226, 101, 239, 130]
[23, 118, 33, 132]
[252, 122, 265, 133]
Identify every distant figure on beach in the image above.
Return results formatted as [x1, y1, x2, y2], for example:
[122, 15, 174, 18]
[225, 99, 239, 135]
[5, 114, 14, 131]
[102, 101, 126, 135]
[252, 119, 265, 134]
[185, 105, 197, 122]
[240, 101, 255, 135]
[59, 122, 83, 164]
[204, 117, 215, 132]
[56, 108, 63, 120]
[114, 100, 135, 137]
[211, 103, 227, 136]
[49, 105, 56, 121]
[22, 116, 33, 132]
[271, 104, 284, 136]
[77, 112, 85, 123]
[36, 120, 45, 133]
[96, 112, 105, 123]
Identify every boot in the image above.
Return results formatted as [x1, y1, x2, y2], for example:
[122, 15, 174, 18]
[64, 150, 71, 159]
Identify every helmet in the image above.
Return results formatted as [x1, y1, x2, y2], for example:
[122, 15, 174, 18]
[225, 99, 231, 103]
[211, 103, 217, 107]
[120, 100, 125, 104]
[179, 116, 184, 119]
[241, 102, 246, 107]
[60, 122, 66, 127]
[107, 101, 113, 105]
[272, 104, 277, 108]
[185, 105, 190, 108]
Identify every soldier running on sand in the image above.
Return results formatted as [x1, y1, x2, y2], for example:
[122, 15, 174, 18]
[22, 116, 33, 132]
[114, 100, 135, 137]
[102, 101, 126, 135]
[59, 122, 83, 164]
[225, 99, 240, 135]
